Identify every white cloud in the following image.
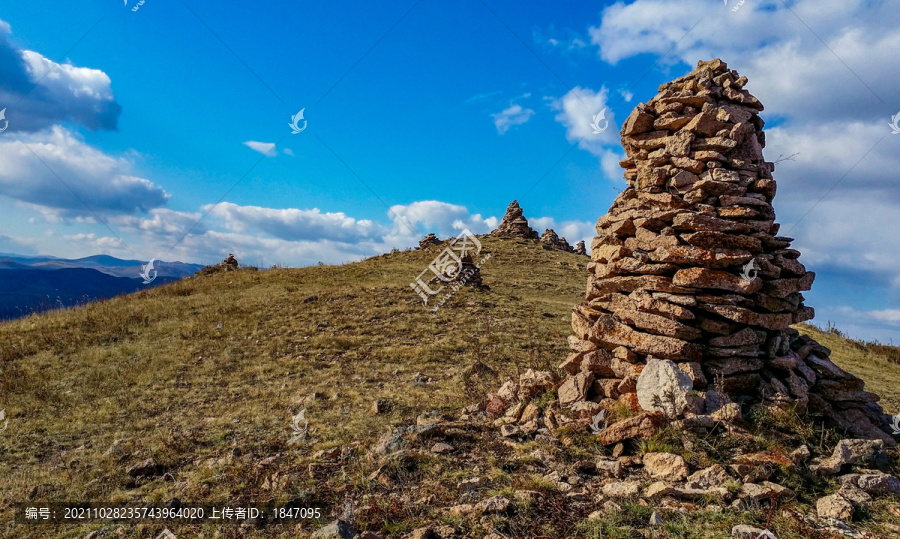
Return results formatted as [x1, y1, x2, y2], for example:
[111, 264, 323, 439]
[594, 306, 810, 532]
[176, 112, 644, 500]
[588, 0, 900, 124]
[0, 19, 121, 132]
[112, 208, 205, 237]
[766, 122, 900, 201]
[0, 126, 169, 217]
[870, 310, 900, 325]
[599, 148, 626, 184]
[491, 104, 535, 134]
[533, 26, 589, 52]
[780, 194, 900, 281]
[62, 233, 128, 252]
[205, 202, 383, 243]
[548, 86, 618, 156]
[381, 200, 500, 250]
[243, 141, 277, 157]
[0, 233, 37, 254]
[816, 305, 900, 344]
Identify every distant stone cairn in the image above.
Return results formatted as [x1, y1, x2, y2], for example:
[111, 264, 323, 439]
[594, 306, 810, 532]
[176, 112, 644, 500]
[491, 200, 539, 240]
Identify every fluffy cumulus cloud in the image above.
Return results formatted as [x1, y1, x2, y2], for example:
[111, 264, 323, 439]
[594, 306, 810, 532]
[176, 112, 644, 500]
[0, 18, 163, 221]
[111, 208, 206, 243]
[200, 199, 502, 251]
[0, 21, 121, 133]
[580, 0, 900, 339]
[587, 0, 900, 123]
[62, 233, 128, 252]
[387, 200, 498, 240]
[205, 202, 384, 243]
[548, 86, 618, 155]
[0, 127, 169, 217]
[491, 104, 535, 134]
[547, 86, 626, 183]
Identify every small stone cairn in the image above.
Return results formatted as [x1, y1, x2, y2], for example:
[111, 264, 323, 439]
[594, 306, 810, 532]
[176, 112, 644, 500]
[418, 233, 443, 249]
[540, 229, 575, 252]
[491, 200, 539, 240]
[222, 253, 239, 270]
[196, 253, 241, 276]
[553, 58, 895, 445]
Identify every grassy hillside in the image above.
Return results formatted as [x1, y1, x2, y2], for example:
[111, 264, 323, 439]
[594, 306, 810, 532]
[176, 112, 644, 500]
[2, 237, 899, 538]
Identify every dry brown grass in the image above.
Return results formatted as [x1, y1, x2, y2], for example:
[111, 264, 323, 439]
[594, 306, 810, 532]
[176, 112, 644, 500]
[2, 237, 899, 538]
[0, 237, 585, 538]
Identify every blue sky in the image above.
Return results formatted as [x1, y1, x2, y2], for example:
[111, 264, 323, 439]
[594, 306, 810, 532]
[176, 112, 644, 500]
[0, 0, 899, 343]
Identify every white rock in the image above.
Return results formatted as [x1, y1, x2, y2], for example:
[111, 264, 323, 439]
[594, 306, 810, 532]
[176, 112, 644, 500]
[636, 355, 694, 416]
[816, 493, 854, 521]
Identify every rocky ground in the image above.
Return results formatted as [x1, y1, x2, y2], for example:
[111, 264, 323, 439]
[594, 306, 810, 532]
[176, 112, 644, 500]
[302, 378, 900, 538]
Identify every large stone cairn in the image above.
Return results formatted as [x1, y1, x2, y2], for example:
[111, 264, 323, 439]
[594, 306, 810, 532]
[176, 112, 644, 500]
[575, 241, 588, 256]
[560, 59, 895, 445]
[540, 229, 575, 252]
[492, 200, 539, 240]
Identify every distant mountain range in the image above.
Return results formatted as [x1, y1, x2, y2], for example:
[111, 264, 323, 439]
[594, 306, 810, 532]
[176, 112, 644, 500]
[0, 253, 204, 320]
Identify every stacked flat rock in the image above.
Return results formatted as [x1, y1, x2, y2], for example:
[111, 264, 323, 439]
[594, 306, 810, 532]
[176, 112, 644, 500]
[223, 253, 239, 270]
[419, 233, 443, 249]
[540, 229, 575, 252]
[575, 241, 588, 256]
[459, 253, 484, 287]
[492, 200, 539, 240]
[429, 252, 483, 288]
[560, 59, 895, 444]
